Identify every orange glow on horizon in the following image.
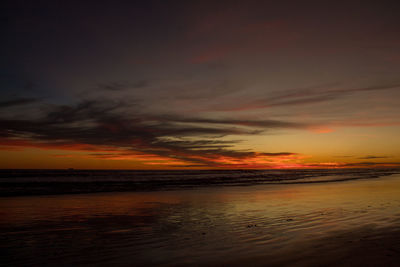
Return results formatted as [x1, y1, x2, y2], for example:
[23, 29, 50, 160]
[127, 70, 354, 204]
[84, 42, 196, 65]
[1, 136, 399, 170]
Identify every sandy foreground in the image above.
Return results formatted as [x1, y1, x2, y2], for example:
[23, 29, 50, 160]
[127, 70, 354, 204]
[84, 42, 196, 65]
[1, 173, 400, 266]
[229, 225, 400, 266]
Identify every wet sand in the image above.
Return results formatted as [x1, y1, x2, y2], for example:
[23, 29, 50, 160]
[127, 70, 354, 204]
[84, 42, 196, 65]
[231, 226, 400, 267]
[1, 174, 400, 266]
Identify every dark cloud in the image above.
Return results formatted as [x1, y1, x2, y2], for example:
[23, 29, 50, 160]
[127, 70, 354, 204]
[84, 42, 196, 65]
[168, 117, 307, 129]
[212, 83, 400, 111]
[0, 98, 38, 108]
[343, 162, 400, 167]
[260, 152, 295, 156]
[98, 81, 148, 91]
[100, 82, 127, 91]
[0, 97, 302, 166]
[358, 155, 391, 160]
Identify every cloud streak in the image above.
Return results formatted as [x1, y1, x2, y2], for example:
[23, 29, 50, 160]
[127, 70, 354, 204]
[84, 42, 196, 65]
[1, 79, 399, 169]
[0, 97, 305, 167]
[0, 98, 38, 109]
[358, 155, 390, 160]
[209, 83, 400, 111]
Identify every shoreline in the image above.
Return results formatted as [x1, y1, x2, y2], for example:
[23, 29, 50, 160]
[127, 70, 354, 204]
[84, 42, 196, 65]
[0, 169, 399, 197]
[0, 175, 389, 197]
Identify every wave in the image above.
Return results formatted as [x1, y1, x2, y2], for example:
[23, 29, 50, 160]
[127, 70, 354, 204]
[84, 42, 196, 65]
[0, 168, 399, 196]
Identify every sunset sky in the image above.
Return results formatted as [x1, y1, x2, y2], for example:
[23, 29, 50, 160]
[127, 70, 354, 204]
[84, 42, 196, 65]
[1, 0, 400, 169]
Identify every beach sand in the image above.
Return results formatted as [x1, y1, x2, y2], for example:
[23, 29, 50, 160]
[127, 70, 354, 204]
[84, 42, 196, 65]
[230, 226, 400, 267]
[1, 173, 400, 266]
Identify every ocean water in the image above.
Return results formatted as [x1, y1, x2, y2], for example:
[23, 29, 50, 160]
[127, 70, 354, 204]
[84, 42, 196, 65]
[1, 169, 400, 266]
[0, 168, 398, 196]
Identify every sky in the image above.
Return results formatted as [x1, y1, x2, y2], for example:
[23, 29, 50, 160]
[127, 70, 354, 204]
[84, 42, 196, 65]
[1, 0, 400, 169]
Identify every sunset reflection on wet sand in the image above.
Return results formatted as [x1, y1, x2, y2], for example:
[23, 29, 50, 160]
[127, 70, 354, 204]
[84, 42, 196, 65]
[2, 174, 400, 266]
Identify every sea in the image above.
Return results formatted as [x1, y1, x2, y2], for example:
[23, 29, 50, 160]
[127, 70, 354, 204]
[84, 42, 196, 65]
[0, 168, 398, 196]
[1, 168, 400, 266]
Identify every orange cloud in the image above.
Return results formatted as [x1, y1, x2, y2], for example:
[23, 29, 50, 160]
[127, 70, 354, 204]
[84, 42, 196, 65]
[1, 137, 399, 170]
